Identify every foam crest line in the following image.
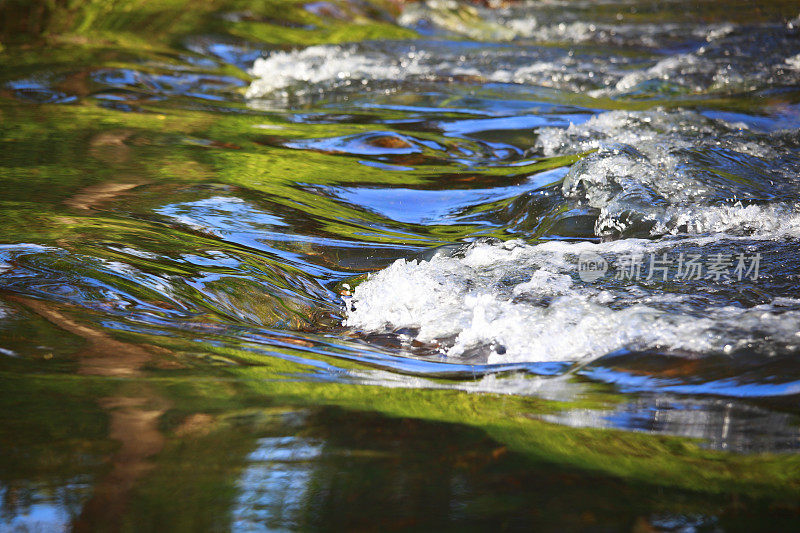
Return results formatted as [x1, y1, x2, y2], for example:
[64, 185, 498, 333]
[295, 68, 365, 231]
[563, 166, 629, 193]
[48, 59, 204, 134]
[345, 239, 800, 364]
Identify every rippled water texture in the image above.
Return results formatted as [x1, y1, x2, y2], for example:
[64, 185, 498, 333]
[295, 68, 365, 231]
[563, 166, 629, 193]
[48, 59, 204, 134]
[3, 0, 800, 529]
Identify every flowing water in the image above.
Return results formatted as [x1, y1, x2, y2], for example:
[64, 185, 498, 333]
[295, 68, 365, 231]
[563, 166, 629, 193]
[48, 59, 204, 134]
[3, 0, 800, 530]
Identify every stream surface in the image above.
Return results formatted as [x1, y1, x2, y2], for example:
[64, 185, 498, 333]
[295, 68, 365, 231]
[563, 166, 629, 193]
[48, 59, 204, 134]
[3, 0, 800, 530]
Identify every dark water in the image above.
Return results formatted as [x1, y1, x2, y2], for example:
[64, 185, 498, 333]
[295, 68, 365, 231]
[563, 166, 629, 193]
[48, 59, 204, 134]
[3, 0, 800, 530]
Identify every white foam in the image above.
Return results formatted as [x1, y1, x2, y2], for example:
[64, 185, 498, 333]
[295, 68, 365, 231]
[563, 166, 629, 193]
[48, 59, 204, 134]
[245, 41, 641, 100]
[786, 53, 800, 70]
[535, 110, 800, 238]
[661, 203, 800, 237]
[246, 12, 800, 100]
[592, 26, 800, 97]
[345, 239, 800, 364]
[537, 109, 727, 156]
[246, 45, 430, 98]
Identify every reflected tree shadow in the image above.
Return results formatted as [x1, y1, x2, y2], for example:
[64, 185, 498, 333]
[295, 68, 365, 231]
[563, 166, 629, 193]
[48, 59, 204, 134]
[6, 294, 170, 532]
